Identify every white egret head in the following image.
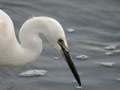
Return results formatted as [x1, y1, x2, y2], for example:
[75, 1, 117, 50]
[19, 16, 81, 86]
[42, 18, 68, 53]
[42, 18, 81, 86]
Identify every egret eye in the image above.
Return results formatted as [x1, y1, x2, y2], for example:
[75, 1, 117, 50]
[58, 38, 64, 45]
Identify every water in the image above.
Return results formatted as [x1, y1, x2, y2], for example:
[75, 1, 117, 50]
[0, 0, 120, 90]
[19, 70, 47, 77]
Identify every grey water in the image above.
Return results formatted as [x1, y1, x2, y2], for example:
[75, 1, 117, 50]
[0, 0, 120, 90]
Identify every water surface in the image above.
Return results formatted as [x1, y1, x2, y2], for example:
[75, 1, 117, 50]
[0, 0, 120, 90]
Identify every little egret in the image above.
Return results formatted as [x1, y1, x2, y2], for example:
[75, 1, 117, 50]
[0, 10, 81, 86]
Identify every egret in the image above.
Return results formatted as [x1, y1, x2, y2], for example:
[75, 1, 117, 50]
[0, 10, 81, 86]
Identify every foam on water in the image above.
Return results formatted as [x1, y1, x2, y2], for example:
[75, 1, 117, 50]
[19, 70, 47, 77]
[76, 86, 82, 90]
[54, 57, 60, 60]
[116, 78, 120, 82]
[67, 28, 75, 33]
[72, 80, 77, 83]
[105, 52, 113, 56]
[96, 62, 115, 67]
[105, 45, 117, 50]
[76, 55, 88, 60]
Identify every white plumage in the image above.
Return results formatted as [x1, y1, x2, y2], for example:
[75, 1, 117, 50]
[0, 10, 67, 66]
[0, 10, 81, 86]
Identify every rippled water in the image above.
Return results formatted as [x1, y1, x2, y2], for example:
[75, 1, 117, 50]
[0, 0, 120, 90]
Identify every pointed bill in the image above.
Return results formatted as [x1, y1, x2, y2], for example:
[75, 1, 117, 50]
[59, 43, 81, 86]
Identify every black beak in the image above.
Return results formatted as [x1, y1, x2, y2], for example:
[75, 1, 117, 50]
[59, 44, 81, 86]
